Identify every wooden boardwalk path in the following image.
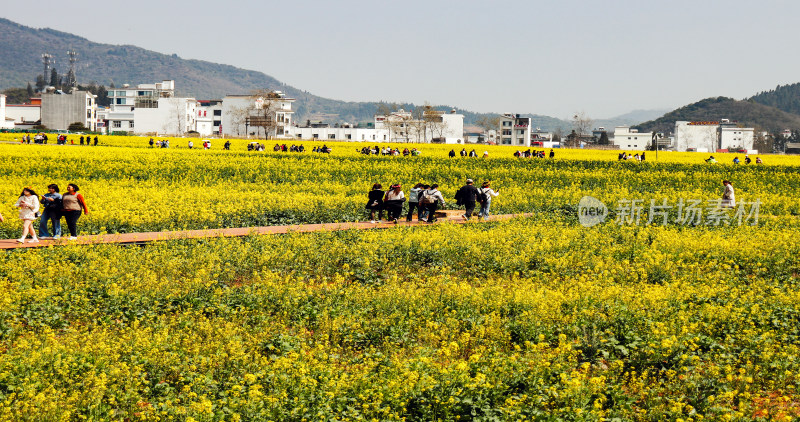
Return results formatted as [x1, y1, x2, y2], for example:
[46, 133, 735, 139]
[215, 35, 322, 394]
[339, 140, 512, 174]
[0, 211, 532, 250]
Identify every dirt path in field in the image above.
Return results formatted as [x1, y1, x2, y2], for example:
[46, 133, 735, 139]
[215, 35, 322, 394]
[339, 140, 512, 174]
[0, 212, 533, 249]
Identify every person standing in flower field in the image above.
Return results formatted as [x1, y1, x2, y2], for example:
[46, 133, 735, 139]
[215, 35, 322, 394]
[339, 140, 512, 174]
[366, 183, 385, 223]
[39, 184, 62, 240]
[721, 180, 735, 208]
[61, 183, 89, 240]
[14, 187, 40, 243]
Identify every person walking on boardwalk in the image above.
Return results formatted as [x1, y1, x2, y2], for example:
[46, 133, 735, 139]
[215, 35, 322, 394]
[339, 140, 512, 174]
[39, 184, 62, 239]
[366, 183, 385, 223]
[406, 183, 424, 222]
[477, 181, 500, 220]
[420, 184, 445, 223]
[61, 183, 89, 240]
[14, 187, 40, 243]
[383, 184, 406, 224]
[455, 178, 479, 220]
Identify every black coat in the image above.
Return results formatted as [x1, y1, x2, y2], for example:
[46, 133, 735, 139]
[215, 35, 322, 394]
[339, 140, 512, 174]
[455, 185, 479, 205]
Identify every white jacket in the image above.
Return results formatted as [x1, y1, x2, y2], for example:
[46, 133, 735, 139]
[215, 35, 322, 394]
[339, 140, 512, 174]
[14, 195, 40, 220]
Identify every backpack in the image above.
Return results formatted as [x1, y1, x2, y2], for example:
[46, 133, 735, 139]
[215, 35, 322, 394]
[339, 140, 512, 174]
[420, 190, 436, 205]
[477, 188, 488, 204]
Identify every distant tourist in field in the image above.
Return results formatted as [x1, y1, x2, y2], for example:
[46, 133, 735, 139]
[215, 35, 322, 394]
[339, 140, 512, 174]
[188, 140, 194, 149]
[366, 183, 385, 223]
[460, 148, 467, 157]
[745, 155, 752, 164]
[39, 184, 62, 240]
[721, 180, 735, 208]
[383, 184, 406, 224]
[483, 151, 489, 158]
[61, 183, 89, 241]
[733, 156, 740, 164]
[756, 157, 763, 164]
[420, 184, 445, 223]
[94, 136, 99, 146]
[406, 183, 424, 222]
[449, 149, 456, 158]
[469, 149, 477, 157]
[641, 152, 646, 161]
[224, 140, 231, 150]
[705, 156, 717, 164]
[14, 187, 40, 243]
[149, 138, 154, 147]
[634, 153, 640, 161]
[411, 148, 420, 156]
[549, 149, 555, 159]
[80, 136, 84, 145]
[455, 178, 479, 220]
[477, 181, 500, 221]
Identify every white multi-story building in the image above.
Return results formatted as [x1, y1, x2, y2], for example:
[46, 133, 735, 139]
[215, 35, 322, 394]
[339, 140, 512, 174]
[134, 97, 198, 135]
[0, 95, 13, 129]
[613, 126, 652, 150]
[5, 99, 41, 126]
[719, 126, 754, 151]
[221, 92, 295, 139]
[674, 121, 719, 152]
[103, 80, 198, 135]
[372, 109, 464, 144]
[196, 100, 223, 136]
[674, 120, 754, 152]
[498, 113, 531, 146]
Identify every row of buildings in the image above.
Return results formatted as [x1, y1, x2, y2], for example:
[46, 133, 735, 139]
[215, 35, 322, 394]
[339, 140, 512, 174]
[0, 80, 465, 144]
[0, 80, 757, 151]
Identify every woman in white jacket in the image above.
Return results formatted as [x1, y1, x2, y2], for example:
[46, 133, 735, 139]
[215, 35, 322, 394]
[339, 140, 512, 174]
[14, 187, 40, 243]
[477, 181, 500, 220]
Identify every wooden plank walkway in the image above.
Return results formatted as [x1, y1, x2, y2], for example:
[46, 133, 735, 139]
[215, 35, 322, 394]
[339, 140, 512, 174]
[0, 211, 532, 250]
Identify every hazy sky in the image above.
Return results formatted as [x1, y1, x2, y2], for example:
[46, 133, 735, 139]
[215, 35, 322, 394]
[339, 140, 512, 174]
[4, 0, 798, 119]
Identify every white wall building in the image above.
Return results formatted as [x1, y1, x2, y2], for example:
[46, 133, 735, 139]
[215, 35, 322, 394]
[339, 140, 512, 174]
[719, 126, 754, 151]
[134, 97, 197, 135]
[674, 121, 719, 152]
[5, 102, 41, 126]
[498, 113, 531, 146]
[613, 126, 652, 150]
[371, 109, 464, 144]
[293, 126, 380, 142]
[196, 100, 223, 136]
[0, 95, 13, 129]
[222, 92, 295, 139]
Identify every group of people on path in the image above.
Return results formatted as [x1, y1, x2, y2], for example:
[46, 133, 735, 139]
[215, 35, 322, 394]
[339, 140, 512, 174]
[449, 148, 484, 158]
[619, 152, 645, 161]
[16, 133, 99, 146]
[365, 179, 499, 224]
[515, 149, 555, 159]
[731, 155, 762, 164]
[359, 146, 422, 156]
[0, 183, 89, 243]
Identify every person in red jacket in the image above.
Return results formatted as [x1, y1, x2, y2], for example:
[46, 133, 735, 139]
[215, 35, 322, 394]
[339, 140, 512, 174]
[61, 183, 89, 240]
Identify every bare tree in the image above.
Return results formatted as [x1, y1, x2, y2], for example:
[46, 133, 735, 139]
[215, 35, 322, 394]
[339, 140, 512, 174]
[228, 106, 249, 137]
[476, 115, 501, 143]
[569, 111, 593, 148]
[248, 89, 282, 140]
[422, 105, 447, 142]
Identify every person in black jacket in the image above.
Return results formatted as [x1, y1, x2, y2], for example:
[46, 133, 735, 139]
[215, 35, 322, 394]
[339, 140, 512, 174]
[454, 178, 479, 220]
[365, 183, 385, 223]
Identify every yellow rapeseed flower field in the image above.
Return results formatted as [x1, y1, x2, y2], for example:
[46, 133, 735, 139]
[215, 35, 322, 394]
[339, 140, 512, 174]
[0, 132, 799, 420]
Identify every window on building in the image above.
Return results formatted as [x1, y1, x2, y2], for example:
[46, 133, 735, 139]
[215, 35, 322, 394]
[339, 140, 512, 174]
[213, 120, 221, 126]
[329, 134, 336, 139]
[87, 111, 91, 118]
[129, 121, 134, 128]
[346, 134, 352, 140]
[113, 121, 121, 128]
[116, 98, 126, 105]
[213, 109, 221, 116]
[312, 134, 319, 139]
[503, 121, 511, 126]
[502, 138, 511, 145]
[502, 130, 511, 136]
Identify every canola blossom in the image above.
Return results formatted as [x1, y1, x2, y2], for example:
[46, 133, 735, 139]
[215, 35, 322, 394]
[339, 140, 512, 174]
[0, 134, 799, 420]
